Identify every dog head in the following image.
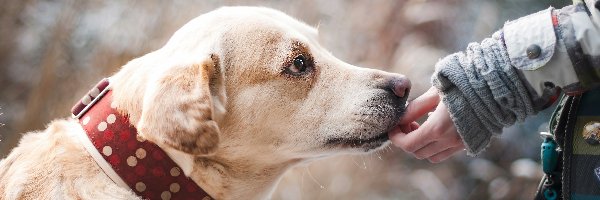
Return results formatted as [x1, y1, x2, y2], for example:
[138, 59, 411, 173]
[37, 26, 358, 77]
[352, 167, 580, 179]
[111, 6, 410, 161]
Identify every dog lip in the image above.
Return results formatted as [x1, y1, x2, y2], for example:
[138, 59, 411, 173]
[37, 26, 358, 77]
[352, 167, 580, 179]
[325, 131, 389, 149]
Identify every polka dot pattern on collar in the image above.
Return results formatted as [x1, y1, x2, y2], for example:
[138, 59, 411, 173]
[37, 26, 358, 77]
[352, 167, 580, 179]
[78, 89, 212, 200]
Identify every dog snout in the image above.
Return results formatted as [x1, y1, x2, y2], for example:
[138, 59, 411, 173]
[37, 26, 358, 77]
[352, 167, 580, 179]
[386, 75, 411, 98]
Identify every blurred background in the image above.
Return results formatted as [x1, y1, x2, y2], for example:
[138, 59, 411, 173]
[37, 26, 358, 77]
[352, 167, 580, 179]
[0, 0, 570, 199]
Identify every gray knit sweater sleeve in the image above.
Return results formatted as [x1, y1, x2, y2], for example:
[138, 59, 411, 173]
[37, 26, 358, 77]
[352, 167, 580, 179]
[432, 31, 537, 155]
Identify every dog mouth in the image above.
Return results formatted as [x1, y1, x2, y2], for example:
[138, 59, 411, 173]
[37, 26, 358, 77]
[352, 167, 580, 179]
[325, 131, 390, 151]
[324, 93, 406, 152]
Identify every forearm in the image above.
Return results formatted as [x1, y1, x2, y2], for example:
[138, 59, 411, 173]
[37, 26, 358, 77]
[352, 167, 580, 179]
[432, 32, 536, 155]
[432, 1, 600, 155]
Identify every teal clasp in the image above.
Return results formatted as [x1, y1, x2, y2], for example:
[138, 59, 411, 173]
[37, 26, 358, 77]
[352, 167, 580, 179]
[540, 132, 559, 174]
[543, 187, 558, 200]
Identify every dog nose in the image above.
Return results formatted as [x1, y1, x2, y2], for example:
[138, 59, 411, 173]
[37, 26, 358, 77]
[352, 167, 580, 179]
[387, 75, 411, 98]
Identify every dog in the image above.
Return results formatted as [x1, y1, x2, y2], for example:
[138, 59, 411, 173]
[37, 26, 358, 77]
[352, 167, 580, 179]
[0, 6, 410, 199]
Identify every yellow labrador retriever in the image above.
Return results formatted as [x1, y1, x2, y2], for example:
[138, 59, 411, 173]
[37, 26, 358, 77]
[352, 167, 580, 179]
[0, 6, 410, 200]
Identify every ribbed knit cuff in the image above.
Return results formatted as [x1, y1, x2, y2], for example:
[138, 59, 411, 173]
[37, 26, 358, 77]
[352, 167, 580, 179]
[432, 31, 536, 156]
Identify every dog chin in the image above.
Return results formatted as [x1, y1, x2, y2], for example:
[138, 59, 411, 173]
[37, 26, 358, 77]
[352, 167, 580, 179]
[325, 113, 404, 152]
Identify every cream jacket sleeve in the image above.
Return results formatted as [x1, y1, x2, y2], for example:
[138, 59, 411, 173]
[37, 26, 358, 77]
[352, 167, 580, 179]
[506, 0, 600, 100]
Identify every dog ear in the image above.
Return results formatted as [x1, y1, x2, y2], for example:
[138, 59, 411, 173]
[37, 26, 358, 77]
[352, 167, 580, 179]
[136, 55, 222, 155]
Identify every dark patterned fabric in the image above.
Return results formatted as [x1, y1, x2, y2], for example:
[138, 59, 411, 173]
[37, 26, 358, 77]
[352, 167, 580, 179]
[567, 89, 600, 199]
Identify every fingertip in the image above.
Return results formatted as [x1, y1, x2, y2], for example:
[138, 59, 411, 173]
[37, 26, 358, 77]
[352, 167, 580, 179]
[388, 131, 406, 147]
[410, 121, 420, 131]
[399, 123, 413, 133]
[398, 114, 415, 125]
[399, 89, 441, 124]
[428, 146, 464, 163]
[413, 152, 425, 160]
[388, 125, 404, 137]
[428, 157, 446, 163]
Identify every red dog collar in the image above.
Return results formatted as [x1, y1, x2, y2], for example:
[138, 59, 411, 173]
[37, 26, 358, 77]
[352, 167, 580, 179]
[71, 78, 212, 200]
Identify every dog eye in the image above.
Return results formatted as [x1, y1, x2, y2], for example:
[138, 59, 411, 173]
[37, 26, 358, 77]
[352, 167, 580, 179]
[285, 55, 310, 76]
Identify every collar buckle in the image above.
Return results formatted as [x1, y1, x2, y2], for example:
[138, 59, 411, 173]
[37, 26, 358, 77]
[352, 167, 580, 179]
[71, 78, 111, 119]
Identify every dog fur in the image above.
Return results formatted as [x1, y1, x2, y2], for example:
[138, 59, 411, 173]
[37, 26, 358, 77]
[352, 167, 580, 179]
[0, 7, 409, 199]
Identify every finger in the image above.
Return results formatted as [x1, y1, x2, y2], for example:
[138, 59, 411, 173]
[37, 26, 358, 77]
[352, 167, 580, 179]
[412, 117, 462, 159]
[390, 122, 436, 153]
[412, 137, 461, 159]
[410, 121, 420, 131]
[427, 145, 465, 163]
[399, 87, 441, 124]
[388, 121, 420, 139]
[388, 124, 406, 136]
[399, 121, 420, 133]
[416, 132, 463, 159]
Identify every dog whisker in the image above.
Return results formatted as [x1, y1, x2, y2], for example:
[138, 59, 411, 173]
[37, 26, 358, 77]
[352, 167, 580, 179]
[387, 145, 394, 153]
[375, 151, 383, 160]
[304, 167, 325, 190]
[300, 169, 305, 197]
[360, 156, 367, 170]
[0, 108, 4, 129]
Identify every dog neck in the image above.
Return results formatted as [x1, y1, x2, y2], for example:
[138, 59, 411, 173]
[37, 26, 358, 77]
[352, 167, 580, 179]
[180, 149, 303, 199]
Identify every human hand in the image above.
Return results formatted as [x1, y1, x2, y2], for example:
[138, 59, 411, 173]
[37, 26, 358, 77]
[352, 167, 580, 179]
[389, 87, 465, 163]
